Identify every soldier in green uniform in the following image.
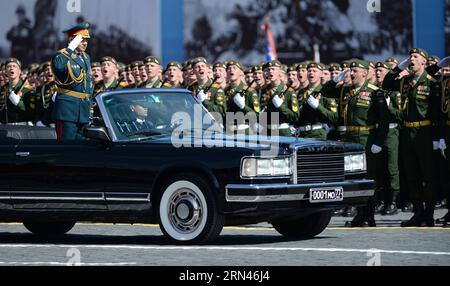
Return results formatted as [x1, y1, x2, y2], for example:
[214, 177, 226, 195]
[427, 56, 440, 67]
[244, 68, 253, 86]
[0, 62, 6, 88]
[163, 61, 183, 88]
[224, 60, 260, 134]
[308, 59, 390, 226]
[51, 22, 93, 140]
[321, 65, 331, 85]
[144, 56, 162, 88]
[130, 61, 143, 87]
[368, 62, 377, 86]
[182, 60, 197, 88]
[382, 48, 442, 227]
[296, 62, 334, 139]
[0, 58, 33, 125]
[212, 62, 228, 90]
[91, 62, 103, 85]
[34, 61, 57, 127]
[329, 63, 341, 79]
[125, 65, 137, 88]
[252, 64, 266, 102]
[296, 62, 310, 91]
[260, 60, 299, 137]
[374, 61, 401, 215]
[287, 65, 300, 92]
[188, 57, 226, 124]
[92, 56, 127, 121]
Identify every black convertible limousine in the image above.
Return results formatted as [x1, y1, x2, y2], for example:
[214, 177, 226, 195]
[0, 89, 374, 244]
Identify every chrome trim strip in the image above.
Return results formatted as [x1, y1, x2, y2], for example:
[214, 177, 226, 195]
[10, 192, 105, 201]
[226, 194, 305, 203]
[105, 193, 151, 202]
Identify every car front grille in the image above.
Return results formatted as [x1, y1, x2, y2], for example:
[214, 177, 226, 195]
[296, 152, 345, 184]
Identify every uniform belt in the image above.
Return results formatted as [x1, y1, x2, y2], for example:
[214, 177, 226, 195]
[375, 123, 399, 129]
[403, 120, 432, 128]
[228, 124, 250, 131]
[267, 123, 290, 130]
[57, 88, 90, 100]
[337, 125, 375, 132]
[298, 124, 324, 132]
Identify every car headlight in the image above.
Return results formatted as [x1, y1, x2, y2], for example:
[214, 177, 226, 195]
[241, 157, 291, 178]
[345, 153, 367, 173]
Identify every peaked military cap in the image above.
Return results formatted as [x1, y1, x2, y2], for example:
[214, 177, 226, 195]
[192, 57, 208, 67]
[212, 62, 226, 70]
[144, 56, 161, 65]
[287, 64, 298, 73]
[328, 63, 341, 72]
[4, 58, 22, 68]
[63, 22, 91, 39]
[130, 61, 144, 69]
[91, 62, 101, 68]
[226, 60, 244, 71]
[117, 62, 126, 72]
[101, 56, 118, 66]
[385, 57, 399, 65]
[263, 60, 283, 70]
[410, 48, 428, 60]
[166, 61, 182, 70]
[40, 61, 52, 70]
[307, 62, 325, 71]
[296, 62, 308, 71]
[375, 62, 390, 70]
[428, 56, 440, 63]
[350, 59, 370, 70]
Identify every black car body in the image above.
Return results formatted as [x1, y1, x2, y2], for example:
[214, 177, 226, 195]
[0, 89, 374, 243]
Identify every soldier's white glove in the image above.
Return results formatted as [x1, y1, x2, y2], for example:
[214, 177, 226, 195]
[52, 92, 57, 103]
[437, 56, 450, 68]
[233, 93, 246, 110]
[196, 90, 207, 103]
[68, 35, 84, 52]
[385, 96, 391, 107]
[272, 95, 284, 108]
[36, 121, 46, 127]
[371, 144, 382, 154]
[8, 91, 21, 106]
[333, 69, 349, 83]
[307, 95, 319, 110]
[438, 139, 447, 159]
[433, 141, 440, 150]
[398, 58, 411, 70]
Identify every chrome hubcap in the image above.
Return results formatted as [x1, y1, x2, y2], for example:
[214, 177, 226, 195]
[168, 188, 203, 234]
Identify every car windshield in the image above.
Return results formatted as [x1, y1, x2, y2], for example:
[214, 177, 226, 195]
[100, 91, 222, 141]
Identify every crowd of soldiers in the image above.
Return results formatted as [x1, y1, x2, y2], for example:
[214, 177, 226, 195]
[0, 36, 449, 227]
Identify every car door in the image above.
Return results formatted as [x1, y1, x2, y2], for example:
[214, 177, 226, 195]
[11, 138, 109, 210]
[0, 130, 15, 212]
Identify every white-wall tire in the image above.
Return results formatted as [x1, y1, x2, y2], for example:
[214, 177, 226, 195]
[158, 174, 223, 244]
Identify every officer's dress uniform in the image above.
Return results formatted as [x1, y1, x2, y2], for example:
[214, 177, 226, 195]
[225, 81, 261, 134]
[382, 52, 441, 226]
[35, 82, 57, 126]
[52, 46, 93, 139]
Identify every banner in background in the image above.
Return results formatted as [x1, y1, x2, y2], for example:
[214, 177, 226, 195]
[184, 0, 413, 65]
[0, 0, 161, 67]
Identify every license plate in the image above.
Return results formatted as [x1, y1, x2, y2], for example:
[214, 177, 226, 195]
[309, 187, 344, 203]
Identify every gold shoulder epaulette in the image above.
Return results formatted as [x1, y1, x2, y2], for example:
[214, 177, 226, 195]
[426, 75, 437, 83]
[120, 82, 128, 87]
[368, 83, 379, 91]
[211, 83, 220, 88]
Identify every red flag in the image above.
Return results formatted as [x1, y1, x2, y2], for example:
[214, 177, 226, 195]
[261, 17, 278, 61]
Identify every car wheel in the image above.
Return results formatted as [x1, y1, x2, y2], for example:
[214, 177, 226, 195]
[271, 211, 333, 239]
[158, 173, 224, 244]
[23, 221, 76, 237]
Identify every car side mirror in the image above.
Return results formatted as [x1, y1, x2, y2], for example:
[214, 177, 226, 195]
[82, 126, 111, 142]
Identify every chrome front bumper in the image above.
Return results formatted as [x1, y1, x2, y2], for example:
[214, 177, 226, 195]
[225, 179, 375, 203]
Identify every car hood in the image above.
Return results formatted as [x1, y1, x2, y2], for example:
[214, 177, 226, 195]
[132, 133, 364, 155]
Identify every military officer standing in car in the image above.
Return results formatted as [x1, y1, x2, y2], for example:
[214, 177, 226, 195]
[382, 48, 443, 227]
[224, 60, 260, 134]
[51, 22, 93, 140]
[308, 59, 390, 227]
